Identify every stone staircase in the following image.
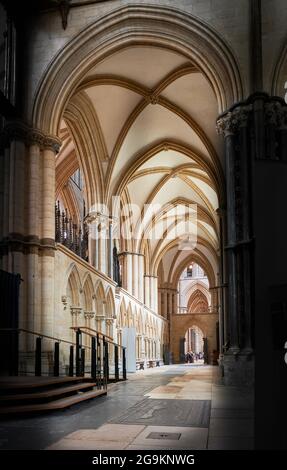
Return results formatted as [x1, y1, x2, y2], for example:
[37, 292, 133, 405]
[0, 376, 107, 415]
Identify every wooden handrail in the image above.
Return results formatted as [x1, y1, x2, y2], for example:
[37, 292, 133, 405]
[0, 327, 77, 346]
[71, 326, 113, 341]
[70, 326, 124, 348]
[0, 326, 123, 350]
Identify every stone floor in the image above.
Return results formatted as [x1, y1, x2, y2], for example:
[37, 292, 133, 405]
[0, 364, 254, 450]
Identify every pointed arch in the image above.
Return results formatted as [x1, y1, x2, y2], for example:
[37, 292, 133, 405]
[32, 4, 243, 138]
[66, 264, 82, 306]
[106, 287, 115, 319]
[95, 281, 106, 316]
[82, 274, 94, 311]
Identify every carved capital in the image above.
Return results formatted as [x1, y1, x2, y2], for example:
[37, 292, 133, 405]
[27, 129, 46, 148]
[0, 122, 62, 153]
[84, 311, 95, 319]
[70, 306, 82, 316]
[265, 101, 287, 129]
[2, 121, 29, 145]
[43, 135, 62, 154]
[216, 107, 250, 137]
[84, 212, 109, 228]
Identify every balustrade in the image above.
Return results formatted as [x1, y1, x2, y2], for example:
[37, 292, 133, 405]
[55, 201, 88, 261]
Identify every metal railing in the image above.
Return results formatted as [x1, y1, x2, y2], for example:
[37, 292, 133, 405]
[70, 326, 127, 382]
[55, 201, 89, 261]
[0, 327, 127, 387]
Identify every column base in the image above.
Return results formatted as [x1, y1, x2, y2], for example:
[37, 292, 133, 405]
[221, 350, 254, 387]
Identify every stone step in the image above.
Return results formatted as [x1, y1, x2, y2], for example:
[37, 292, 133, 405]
[0, 381, 97, 404]
[0, 376, 90, 392]
[0, 388, 107, 414]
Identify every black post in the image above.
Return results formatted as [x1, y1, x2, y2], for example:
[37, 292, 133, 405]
[91, 336, 96, 380]
[54, 342, 60, 377]
[96, 333, 101, 388]
[69, 345, 74, 376]
[104, 338, 109, 383]
[76, 329, 82, 377]
[123, 347, 127, 380]
[35, 337, 42, 376]
[81, 348, 85, 377]
[115, 344, 119, 382]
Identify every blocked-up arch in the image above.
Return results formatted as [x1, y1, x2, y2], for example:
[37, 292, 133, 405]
[105, 287, 115, 319]
[82, 274, 94, 311]
[95, 281, 105, 316]
[188, 289, 209, 313]
[66, 264, 82, 306]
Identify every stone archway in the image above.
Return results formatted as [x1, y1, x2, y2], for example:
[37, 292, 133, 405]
[31, 4, 243, 138]
[171, 313, 218, 364]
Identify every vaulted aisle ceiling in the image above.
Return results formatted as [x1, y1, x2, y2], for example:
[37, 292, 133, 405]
[57, 45, 223, 287]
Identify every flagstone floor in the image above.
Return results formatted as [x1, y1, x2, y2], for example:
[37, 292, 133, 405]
[0, 364, 254, 450]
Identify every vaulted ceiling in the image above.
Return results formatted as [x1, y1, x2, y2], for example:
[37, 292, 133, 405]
[56, 45, 223, 288]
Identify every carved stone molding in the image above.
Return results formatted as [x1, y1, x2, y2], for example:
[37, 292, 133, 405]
[0, 121, 62, 153]
[70, 306, 82, 316]
[84, 311, 95, 319]
[44, 135, 62, 153]
[265, 101, 287, 129]
[61, 295, 68, 310]
[84, 211, 109, 227]
[146, 94, 159, 105]
[216, 106, 250, 137]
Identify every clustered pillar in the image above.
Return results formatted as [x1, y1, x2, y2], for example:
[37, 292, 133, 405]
[0, 122, 61, 368]
[216, 92, 287, 385]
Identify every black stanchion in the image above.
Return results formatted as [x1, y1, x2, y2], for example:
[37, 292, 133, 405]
[123, 347, 127, 380]
[76, 329, 81, 377]
[115, 344, 119, 382]
[96, 333, 101, 388]
[54, 342, 60, 376]
[69, 345, 74, 376]
[103, 336, 109, 383]
[91, 336, 96, 380]
[35, 337, 42, 376]
[81, 348, 85, 376]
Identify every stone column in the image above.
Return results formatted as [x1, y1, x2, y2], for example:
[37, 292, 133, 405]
[108, 220, 113, 279]
[41, 136, 61, 345]
[149, 276, 158, 313]
[141, 335, 146, 360]
[162, 289, 167, 317]
[97, 220, 107, 274]
[85, 216, 97, 269]
[217, 113, 241, 354]
[71, 307, 82, 328]
[84, 312, 95, 358]
[26, 137, 42, 348]
[1, 145, 10, 265]
[132, 253, 139, 298]
[126, 253, 133, 294]
[5, 129, 26, 331]
[144, 275, 150, 308]
[168, 289, 173, 315]
[216, 207, 228, 355]
[138, 254, 144, 302]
